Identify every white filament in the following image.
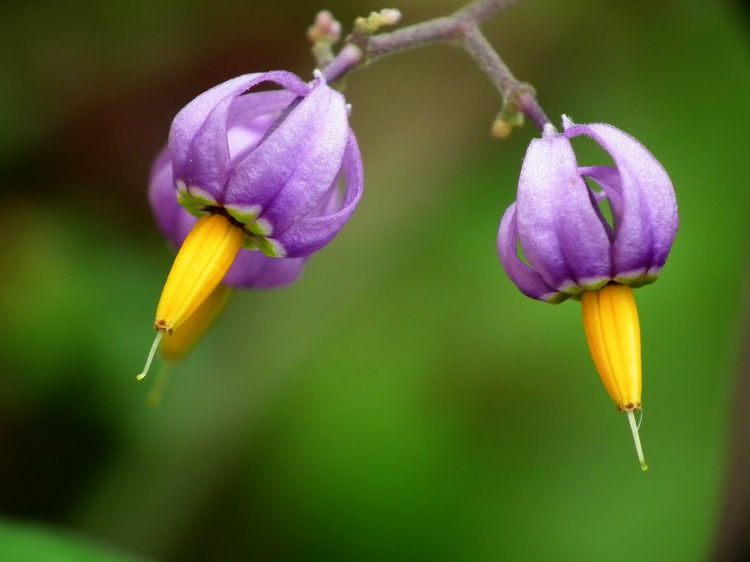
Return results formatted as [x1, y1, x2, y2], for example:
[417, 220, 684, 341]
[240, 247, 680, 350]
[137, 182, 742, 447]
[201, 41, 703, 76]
[137, 331, 163, 381]
[627, 410, 648, 472]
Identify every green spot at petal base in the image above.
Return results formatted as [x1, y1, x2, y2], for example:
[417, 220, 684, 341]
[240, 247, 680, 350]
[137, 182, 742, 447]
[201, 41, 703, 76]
[177, 190, 209, 218]
[615, 275, 658, 288]
[226, 206, 260, 225]
[242, 234, 284, 257]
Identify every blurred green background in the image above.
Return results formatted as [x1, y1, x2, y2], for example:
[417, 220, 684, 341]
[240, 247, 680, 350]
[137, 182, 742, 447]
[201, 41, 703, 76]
[1, 0, 749, 560]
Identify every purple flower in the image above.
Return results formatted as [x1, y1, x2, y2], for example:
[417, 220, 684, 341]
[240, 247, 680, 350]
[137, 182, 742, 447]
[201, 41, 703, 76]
[148, 70, 363, 289]
[497, 117, 678, 303]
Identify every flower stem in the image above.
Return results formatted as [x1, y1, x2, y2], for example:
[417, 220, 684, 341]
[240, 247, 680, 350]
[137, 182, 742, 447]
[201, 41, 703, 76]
[321, 0, 550, 132]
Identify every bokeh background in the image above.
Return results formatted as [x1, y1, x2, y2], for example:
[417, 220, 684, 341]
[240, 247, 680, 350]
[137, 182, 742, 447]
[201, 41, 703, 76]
[1, 0, 749, 560]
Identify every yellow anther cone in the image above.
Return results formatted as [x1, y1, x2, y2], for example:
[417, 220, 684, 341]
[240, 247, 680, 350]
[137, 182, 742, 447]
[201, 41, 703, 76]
[581, 283, 647, 470]
[155, 214, 244, 334]
[137, 214, 243, 382]
[161, 283, 231, 362]
[581, 283, 641, 411]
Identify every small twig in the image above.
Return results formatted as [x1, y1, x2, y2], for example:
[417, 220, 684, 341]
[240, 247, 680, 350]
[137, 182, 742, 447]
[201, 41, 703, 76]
[460, 25, 549, 131]
[320, 0, 550, 132]
[366, 17, 458, 58]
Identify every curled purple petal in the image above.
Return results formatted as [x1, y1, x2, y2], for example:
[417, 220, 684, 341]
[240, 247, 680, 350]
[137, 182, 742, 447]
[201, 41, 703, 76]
[150, 101, 285, 247]
[148, 147, 196, 247]
[226, 91, 299, 164]
[273, 132, 364, 258]
[515, 134, 611, 292]
[169, 71, 309, 203]
[226, 90, 298, 131]
[257, 86, 350, 234]
[579, 166, 624, 220]
[497, 203, 566, 302]
[565, 123, 678, 281]
[224, 79, 338, 214]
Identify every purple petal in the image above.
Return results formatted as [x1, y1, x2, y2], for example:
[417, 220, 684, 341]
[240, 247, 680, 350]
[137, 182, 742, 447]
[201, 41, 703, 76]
[515, 134, 611, 292]
[565, 123, 678, 280]
[148, 146, 196, 247]
[226, 90, 299, 131]
[226, 91, 299, 164]
[497, 203, 566, 302]
[148, 144, 306, 290]
[223, 79, 345, 217]
[223, 252, 306, 289]
[169, 71, 309, 203]
[257, 87, 350, 234]
[151, 97, 288, 247]
[272, 131, 364, 258]
[579, 166, 623, 215]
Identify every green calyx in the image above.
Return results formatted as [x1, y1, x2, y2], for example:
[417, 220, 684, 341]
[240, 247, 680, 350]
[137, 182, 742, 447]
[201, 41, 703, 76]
[242, 234, 284, 258]
[177, 189, 215, 218]
[614, 275, 658, 288]
[176, 190, 283, 258]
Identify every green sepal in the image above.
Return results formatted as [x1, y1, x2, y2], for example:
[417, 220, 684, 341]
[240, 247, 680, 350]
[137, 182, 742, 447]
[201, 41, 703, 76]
[254, 236, 280, 257]
[247, 221, 271, 236]
[545, 292, 570, 304]
[581, 279, 609, 292]
[242, 234, 283, 257]
[226, 206, 260, 225]
[615, 275, 658, 288]
[177, 190, 207, 217]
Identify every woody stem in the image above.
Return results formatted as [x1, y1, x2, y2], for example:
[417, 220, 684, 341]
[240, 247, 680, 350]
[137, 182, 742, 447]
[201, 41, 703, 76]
[320, 0, 550, 132]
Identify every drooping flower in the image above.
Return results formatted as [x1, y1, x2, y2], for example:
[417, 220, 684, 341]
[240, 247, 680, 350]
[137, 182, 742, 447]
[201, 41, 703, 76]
[138, 70, 363, 381]
[497, 116, 678, 469]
